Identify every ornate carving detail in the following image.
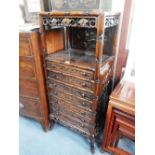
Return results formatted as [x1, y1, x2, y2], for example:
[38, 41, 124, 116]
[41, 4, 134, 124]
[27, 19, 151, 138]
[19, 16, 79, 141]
[105, 16, 119, 28]
[42, 17, 97, 28]
[47, 71, 95, 92]
[46, 61, 94, 80]
[48, 79, 96, 101]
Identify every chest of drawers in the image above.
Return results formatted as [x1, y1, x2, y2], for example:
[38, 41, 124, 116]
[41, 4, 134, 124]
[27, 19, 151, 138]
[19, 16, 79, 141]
[39, 11, 120, 153]
[19, 30, 49, 131]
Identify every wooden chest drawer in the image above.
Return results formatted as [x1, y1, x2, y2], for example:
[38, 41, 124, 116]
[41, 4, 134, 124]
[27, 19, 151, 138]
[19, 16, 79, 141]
[19, 59, 36, 78]
[47, 70, 95, 92]
[49, 96, 95, 121]
[50, 112, 94, 136]
[19, 97, 41, 117]
[46, 61, 94, 80]
[49, 94, 94, 112]
[48, 79, 96, 101]
[19, 78, 39, 98]
[19, 38, 32, 57]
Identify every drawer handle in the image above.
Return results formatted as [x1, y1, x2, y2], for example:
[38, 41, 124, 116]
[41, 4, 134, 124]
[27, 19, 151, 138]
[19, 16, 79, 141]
[82, 102, 86, 106]
[82, 119, 86, 123]
[81, 93, 86, 98]
[53, 83, 57, 87]
[82, 72, 87, 76]
[53, 91, 57, 95]
[49, 83, 56, 88]
[81, 112, 86, 115]
[80, 123, 85, 128]
[19, 103, 24, 109]
[51, 65, 56, 68]
[52, 75, 57, 78]
[82, 83, 87, 87]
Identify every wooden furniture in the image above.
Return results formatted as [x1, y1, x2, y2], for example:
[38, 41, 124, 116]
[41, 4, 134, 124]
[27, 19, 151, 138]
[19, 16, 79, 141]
[39, 11, 120, 153]
[19, 30, 49, 131]
[100, 80, 135, 155]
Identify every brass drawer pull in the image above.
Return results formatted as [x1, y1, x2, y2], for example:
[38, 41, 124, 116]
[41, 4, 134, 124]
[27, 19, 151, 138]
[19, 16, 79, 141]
[19, 103, 24, 109]
[82, 102, 86, 106]
[82, 93, 86, 97]
[82, 83, 87, 87]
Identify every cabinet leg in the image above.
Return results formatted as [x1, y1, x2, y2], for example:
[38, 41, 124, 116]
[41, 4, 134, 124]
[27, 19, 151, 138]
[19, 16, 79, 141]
[41, 123, 48, 132]
[49, 120, 54, 130]
[90, 138, 95, 154]
[41, 120, 54, 132]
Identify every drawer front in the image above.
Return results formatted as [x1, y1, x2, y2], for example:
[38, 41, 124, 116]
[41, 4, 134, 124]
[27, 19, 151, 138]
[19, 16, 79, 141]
[19, 59, 36, 78]
[46, 61, 94, 80]
[49, 94, 94, 112]
[50, 112, 94, 136]
[19, 38, 32, 57]
[48, 79, 96, 101]
[47, 70, 95, 92]
[19, 97, 41, 117]
[19, 78, 39, 98]
[49, 96, 95, 122]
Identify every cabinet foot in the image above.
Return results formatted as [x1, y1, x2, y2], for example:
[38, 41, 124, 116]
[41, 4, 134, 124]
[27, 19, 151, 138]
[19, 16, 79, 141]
[90, 137, 95, 154]
[49, 120, 54, 130]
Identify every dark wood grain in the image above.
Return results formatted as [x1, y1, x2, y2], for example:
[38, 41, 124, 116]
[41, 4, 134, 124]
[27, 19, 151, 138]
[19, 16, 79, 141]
[19, 31, 50, 131]
[39, 11, 120, 153]
[100, 80, 135, 154]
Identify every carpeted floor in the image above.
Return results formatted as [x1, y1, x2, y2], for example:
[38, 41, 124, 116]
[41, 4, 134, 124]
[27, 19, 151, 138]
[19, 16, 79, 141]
[19, 117, 135, 155]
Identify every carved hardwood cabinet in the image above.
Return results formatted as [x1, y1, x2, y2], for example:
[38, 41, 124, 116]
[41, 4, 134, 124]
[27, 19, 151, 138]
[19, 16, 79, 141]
[19, 30, 49, 131]
[39, 11, 120, 152]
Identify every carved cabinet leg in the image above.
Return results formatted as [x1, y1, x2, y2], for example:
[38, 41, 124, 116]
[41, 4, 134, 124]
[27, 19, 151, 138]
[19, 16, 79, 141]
[90, 137, 95, 154]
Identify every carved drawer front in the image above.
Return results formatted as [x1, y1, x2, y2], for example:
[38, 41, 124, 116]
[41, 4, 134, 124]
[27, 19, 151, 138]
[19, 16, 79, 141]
[50, 104, 95, 128]
[50, 92, 94, 112]
[47, 70, 95, 92]
[50, 112, 94, 136]
[48, 79, 96, 101]
[49, 96, 95, 122]
[19, 38, 32, 57]
[19, 59, 36, 78]
[19, 97, 41, 117]
[19, 78, 39, 98]
[46, 61, 94, 80]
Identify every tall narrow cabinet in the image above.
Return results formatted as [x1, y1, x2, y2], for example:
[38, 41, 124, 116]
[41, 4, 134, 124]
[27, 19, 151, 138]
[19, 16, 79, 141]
[39, 11, 120, 152]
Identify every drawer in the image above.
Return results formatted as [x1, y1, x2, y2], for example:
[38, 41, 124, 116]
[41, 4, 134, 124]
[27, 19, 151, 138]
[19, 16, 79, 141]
[19, 59, 36, 78]
[46, 61, 94, 80]
[47, 70, 95, 92]
[19, 97, 41, 117]
[48, 79, 96, 101]
[49, 96, 95, 122]
[50, 112, 94, 136]
[19, 38, 32, 57]
[49, 94, 94, 112]
[19, 78, 39, 98]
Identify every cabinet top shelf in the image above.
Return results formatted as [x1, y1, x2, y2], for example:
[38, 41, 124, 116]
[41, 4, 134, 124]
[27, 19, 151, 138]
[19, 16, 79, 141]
[45, 49, 113, 71]
[39, 11, 120, 17]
